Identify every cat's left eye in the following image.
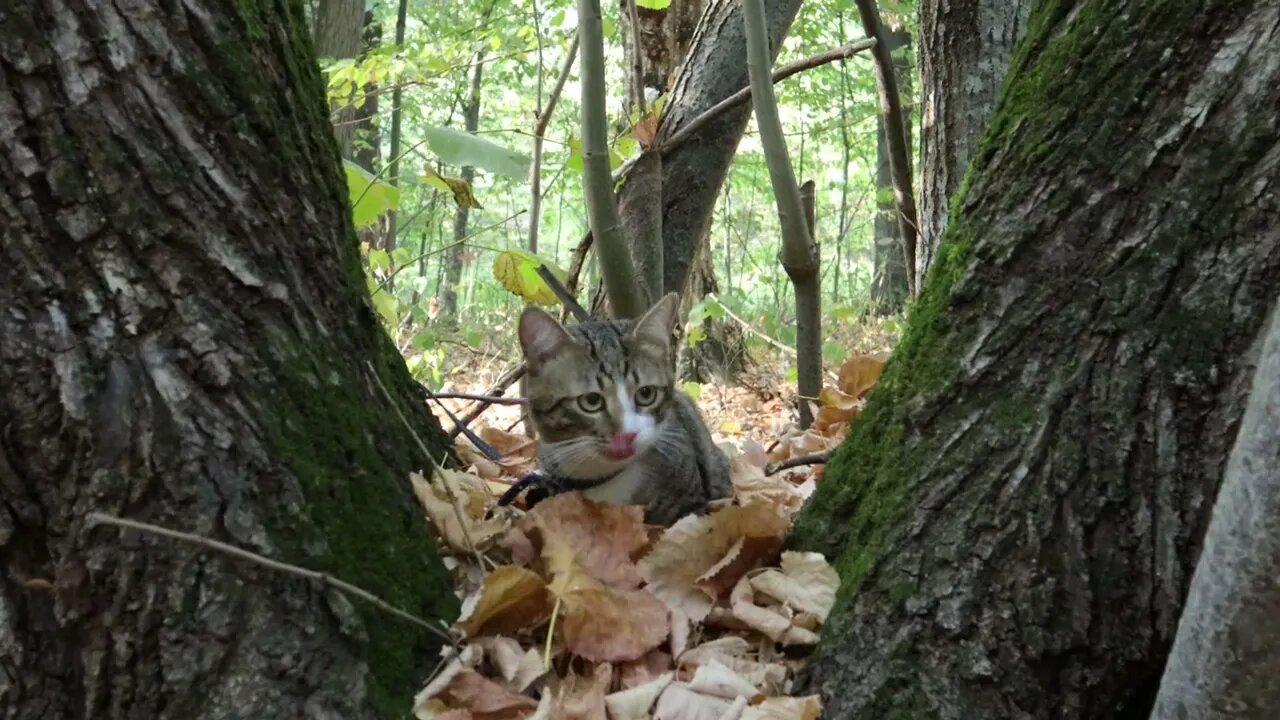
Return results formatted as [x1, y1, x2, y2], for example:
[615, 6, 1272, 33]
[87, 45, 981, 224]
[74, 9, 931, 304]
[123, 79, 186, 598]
[578, 392, 605, 413]
[634, 385, 659, 407]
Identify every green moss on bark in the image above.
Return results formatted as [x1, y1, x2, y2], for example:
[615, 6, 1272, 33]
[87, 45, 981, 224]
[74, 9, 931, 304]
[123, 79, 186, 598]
[261, 330, 458, 720]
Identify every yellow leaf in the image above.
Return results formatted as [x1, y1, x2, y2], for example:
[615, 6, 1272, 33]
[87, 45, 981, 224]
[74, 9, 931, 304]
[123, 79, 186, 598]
[454, 565, 552, 637]
[492, 248, 568, 306]
[837, 354, 887, 398]
[423, 167, 483, 209]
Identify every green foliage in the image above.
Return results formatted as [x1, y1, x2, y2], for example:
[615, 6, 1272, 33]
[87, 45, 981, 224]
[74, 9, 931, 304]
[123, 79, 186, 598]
[635, 0, 672, 10]
[423, 125, 532, 179]
[344, 161, 400, 228]
[491, 248, 569, 305]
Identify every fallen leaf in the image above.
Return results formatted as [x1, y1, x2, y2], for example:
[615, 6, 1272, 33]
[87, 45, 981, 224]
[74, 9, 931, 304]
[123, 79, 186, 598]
[694, 534, 783, 601]
[728, 575, 790, 642]
[685, 660, 761, 701]
[837, 354, 886, 398]
[473, 637, 545, 692]
[619, 650, 674, 689]
[638, 502, 789, 622]
[653, 682, 735, 720]
[741, 696, 822, 720]
[607, 672, 673, 720]
[546, 663, 611, 720]
[525, 493, 649, 589]
[747, 552, 839, 622]
[433, 670, 539, 719]
[547, 546, 669, 662]
[455, 565, 552, 638]
[413, 471, 508, 553]
[414, 645, 484, 716]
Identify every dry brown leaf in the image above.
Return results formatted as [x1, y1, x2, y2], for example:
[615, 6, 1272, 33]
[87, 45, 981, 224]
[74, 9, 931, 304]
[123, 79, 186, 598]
[547, 546, 669, 662]
[473, 637, 545, 692]
[677, 639, 787, 694]
[619, 649, 674, 689]
[741, 696, 823, 720]
[546, 663, 611, 720]
[685, 660, 761, 701]
[455, 565, 552, 638]
[432, 670, 539, 719]
[837, 353, 886, 398]
[722, 445, 806, 514]
[479, 425, 539, 458]
[747, 552, 839, 622]
[414, 645, 484, 716]
[526, 493, 649, 589]
[694, 534, 783, 601]
[631, 112, 660, 148]
[606, 671, 673, 720]
[638, 502, 790, 622]
[412, 471, 507, 553]
[728, 575, 791, 642]
[653, 682, 735, 720]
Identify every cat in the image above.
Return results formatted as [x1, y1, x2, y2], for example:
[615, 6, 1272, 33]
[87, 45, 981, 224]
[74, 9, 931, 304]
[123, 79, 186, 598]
[517, 292, 732, 526]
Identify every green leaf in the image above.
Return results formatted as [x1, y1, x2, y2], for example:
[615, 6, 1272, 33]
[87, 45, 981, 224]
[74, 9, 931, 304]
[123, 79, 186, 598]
[368, 248, 391, 273]
[830, 304, 858, 322]
[822, 341, 847, 364]
[686, 326, 706, 348]
[681, 381, 702, 401]
[344, 161, 400, 228]
[366, 274, 399, 327]
[423, 125, 531, 179]
[636, 0, 672, 10]
[565, 136, 585, 173]
[786, 365, 798, 383]
[492, 248, 568, 305]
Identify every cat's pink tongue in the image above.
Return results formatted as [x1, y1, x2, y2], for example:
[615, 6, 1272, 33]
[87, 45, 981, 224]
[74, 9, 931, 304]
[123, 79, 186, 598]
[605, 431, 638, 459]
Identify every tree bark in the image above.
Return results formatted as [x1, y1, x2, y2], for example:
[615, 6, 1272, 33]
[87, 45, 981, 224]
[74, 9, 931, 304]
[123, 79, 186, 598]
[0, 2, 458, 719]
[439, 52, 485, 326]
[917, 0, 1030, 285]
[652, 0, 804, 298]
[314, 0, 365, 157]
[791, 2, 1280, 718]
[1150, 300, 1280, 719]
[869, 23, 912, 313]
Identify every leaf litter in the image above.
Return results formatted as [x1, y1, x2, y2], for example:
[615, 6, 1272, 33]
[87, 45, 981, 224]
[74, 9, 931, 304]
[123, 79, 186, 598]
[413, 354, 887, 719]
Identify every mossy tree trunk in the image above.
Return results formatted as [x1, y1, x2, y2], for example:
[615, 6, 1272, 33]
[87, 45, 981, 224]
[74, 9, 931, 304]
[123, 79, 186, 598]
[791, 2, 1280, 717]
[0, 2, 458, 719]
[916, 0, 1030, 284]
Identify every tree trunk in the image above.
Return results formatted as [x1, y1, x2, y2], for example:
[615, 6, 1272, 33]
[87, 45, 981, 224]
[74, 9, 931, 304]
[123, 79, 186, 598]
[352, 11, 384, 172]
[790, 3, 1280, 718]
[1150, 299, 1280, 719]
[652, 0, 804, 297]
[439, 52, 485, 326]
[314, 0, 365, 157]
[916, 0, 1030, 285]
[0, 3, 458, 719]
[869, 23, 912, 313]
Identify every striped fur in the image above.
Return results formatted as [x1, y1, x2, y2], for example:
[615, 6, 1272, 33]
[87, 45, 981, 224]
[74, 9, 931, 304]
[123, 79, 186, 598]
[518, 293, 732, 525]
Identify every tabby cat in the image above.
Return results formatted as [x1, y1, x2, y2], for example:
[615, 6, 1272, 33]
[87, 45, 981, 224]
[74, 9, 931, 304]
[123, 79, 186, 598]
[517, 292, 732, 526]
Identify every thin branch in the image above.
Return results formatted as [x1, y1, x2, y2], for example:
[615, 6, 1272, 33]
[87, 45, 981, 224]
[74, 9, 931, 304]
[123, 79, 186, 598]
[853, 0, 919, 296]
[706, 294, 797, 356]
[661, 39, 877, 154]
[536, 264, 590, 321]
[529, 35, 580, 254]
[86, 512, 455, 643]
[429, 392, 528, 404]
[765, 450, 831, 476]
[449, 363, 527, 439]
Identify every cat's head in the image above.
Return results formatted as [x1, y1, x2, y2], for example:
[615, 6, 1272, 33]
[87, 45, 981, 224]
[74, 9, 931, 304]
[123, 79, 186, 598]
[518, 293, 681, 479]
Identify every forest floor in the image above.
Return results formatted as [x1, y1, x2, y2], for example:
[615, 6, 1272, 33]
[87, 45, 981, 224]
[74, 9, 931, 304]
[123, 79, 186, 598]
[409, 321, 894, 719]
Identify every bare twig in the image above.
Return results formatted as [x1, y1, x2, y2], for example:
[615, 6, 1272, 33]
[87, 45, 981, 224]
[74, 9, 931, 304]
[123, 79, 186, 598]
[449, 363, 527, 439]
[765, 450, 831, 476]
[536, 263, 590, 321]
[853, 0, 918, 296]
[429, 392, 528, 404]
[86, 512, 455, 643]
[661, 39, 877, 154]
[529, 35, 580, 254]
[708, 294, 797, 356]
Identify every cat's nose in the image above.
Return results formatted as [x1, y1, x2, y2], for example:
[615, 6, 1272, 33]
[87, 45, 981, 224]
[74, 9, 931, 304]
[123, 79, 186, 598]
[605, 431, 638, 459]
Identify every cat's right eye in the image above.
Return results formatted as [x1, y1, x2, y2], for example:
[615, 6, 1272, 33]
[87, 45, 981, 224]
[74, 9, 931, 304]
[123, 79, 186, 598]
[577, 392, 605, 413]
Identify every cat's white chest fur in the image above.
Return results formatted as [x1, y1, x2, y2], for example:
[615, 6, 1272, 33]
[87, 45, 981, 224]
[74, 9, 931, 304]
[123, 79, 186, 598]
[582, 462, 648, 506]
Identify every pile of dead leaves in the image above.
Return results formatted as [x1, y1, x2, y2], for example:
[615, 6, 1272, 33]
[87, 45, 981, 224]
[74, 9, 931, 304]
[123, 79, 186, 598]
[410, 446, 836, 719]
[409, 352, 890, 718]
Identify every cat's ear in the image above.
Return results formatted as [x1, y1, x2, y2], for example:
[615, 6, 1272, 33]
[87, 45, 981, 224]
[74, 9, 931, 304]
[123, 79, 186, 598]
[629, 292, 681, 350]
[519, 306, 575, 371]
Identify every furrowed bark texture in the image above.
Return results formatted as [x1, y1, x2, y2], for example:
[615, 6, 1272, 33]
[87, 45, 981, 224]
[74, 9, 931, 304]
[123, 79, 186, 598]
[917, 0, 1030, 283]
[1150, 300, 1280, 718]
[0, 2, 458, 719]
[791, 3, 1280, 717]
[652, 0, 803, 297]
